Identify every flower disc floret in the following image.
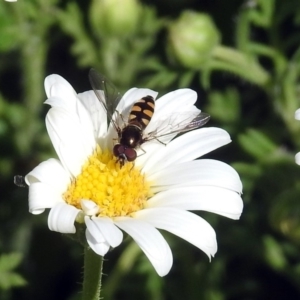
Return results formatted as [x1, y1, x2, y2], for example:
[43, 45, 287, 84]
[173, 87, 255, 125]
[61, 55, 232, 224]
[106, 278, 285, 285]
[63, 145, 152, 217]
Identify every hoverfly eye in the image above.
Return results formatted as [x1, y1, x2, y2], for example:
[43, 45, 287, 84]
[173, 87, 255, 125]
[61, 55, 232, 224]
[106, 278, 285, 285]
[113, 144, 125, 157]
[124, 148, 137, 162]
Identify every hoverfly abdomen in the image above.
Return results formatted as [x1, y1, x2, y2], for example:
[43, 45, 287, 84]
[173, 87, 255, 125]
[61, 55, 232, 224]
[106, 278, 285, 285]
[128, 95, 155, 129]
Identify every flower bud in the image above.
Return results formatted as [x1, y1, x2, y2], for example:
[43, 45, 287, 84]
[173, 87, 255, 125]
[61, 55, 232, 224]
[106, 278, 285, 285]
[168, 11, 220, 68]
[90, 0, 141, 37]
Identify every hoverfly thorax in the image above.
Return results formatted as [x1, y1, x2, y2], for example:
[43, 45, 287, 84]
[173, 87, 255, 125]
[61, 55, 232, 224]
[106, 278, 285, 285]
[120, 125, 143, 148]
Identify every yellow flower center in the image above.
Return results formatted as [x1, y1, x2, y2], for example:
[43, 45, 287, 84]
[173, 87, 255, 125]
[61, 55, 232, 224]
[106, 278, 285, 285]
[63, 145, 152, 218]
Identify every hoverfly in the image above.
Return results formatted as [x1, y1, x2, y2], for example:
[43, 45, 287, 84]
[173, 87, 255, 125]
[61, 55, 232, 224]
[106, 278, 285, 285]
[89, 69, 210, 166]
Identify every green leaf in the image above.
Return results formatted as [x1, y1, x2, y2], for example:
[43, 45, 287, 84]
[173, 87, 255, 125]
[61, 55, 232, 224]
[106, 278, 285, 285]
[178, 71, 195, 88]
[144, 70, 177, 89]
[238, 129, 277, 160]
[263, 235, 287, 270]
[0, 253, 23, 272]
[207, 88, 240, 124]
[0, 272, 27, 290]
[0, 2, 20, 51]
[0, 253, 26, 290]
[57, 3, 97, 67]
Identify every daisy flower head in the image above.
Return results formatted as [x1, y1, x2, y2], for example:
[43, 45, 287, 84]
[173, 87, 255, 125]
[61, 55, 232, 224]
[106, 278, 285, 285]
[25, 70, 243, 277]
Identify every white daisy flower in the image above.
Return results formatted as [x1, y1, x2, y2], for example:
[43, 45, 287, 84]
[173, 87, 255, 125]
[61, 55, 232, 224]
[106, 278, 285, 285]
[295, 109, 300, 165]
[25, 74, 243, 277]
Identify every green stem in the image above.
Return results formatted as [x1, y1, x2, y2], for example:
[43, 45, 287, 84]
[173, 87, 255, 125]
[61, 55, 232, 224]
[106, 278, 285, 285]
[104, 242, 140, 298]
[82, 247, 104, 300]
[248, 43, 287, 76]
[211, 45, 270, 86]
[13, 1, 48, 156]
[236, 8, 251, 51]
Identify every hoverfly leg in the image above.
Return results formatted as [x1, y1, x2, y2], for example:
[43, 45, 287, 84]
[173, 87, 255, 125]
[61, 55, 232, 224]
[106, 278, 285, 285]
[154, 138, 166, 146]
[114, 109, 127, 129]
[120, 112, 126, 124]
[129, 162, 135, 172]
[144, 136, 166, 146]
[137, 145, 147, 158]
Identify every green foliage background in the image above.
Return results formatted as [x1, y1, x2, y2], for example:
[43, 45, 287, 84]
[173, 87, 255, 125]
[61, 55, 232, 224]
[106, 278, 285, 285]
[1, 0, 300, 299]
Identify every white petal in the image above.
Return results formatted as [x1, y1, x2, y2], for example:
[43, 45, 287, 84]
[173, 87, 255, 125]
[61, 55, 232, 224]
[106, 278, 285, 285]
[46, 108, 95, 176]
[48, 203, 80, 233]
[135, 142, 165, 168]
[155, 88, 197, 113]
[85, 217, 123, 248]
[28, 182, 63, 214]
[77, 90, 107, 139]
[45, 93, 96, 144]
[148, 159, 242, 194]
[114, 217, 173, 277]
[25, 158, 70, 192]
[147, 186, 243, 220]
[80, 200, 99, 216]
[143, 127, 231, 174]
[295, 108, 300, 120]
[44, 75, 76, 99]
[85, 228, 110, 256]
[44, 93, 78, 113]
[135, 208, 217, 259]
[296, 152, 300, 165]
[44, 96, 74, 110]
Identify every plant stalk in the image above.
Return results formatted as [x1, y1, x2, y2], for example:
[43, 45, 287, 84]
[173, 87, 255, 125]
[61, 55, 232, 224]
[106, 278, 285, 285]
[82, 246, 104, 300]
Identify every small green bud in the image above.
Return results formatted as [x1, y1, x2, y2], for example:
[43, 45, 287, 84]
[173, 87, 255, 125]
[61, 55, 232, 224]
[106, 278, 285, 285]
[168, 11, 220, 68]
[90, 0, 141, 37]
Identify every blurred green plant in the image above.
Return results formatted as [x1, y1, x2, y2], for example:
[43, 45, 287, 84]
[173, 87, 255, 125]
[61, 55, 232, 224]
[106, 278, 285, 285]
[0, 253, 26, 291]
[57, 0, 164, 89]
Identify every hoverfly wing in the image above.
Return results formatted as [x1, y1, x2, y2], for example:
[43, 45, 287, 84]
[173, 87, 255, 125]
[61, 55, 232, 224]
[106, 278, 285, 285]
[180, 112, 210, 131]
[89, 69, 122, 130]
[145, 112, 210, 142]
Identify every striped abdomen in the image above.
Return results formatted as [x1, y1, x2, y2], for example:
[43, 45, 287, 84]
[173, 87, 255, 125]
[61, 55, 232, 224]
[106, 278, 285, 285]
[128, 95, 155, 129]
